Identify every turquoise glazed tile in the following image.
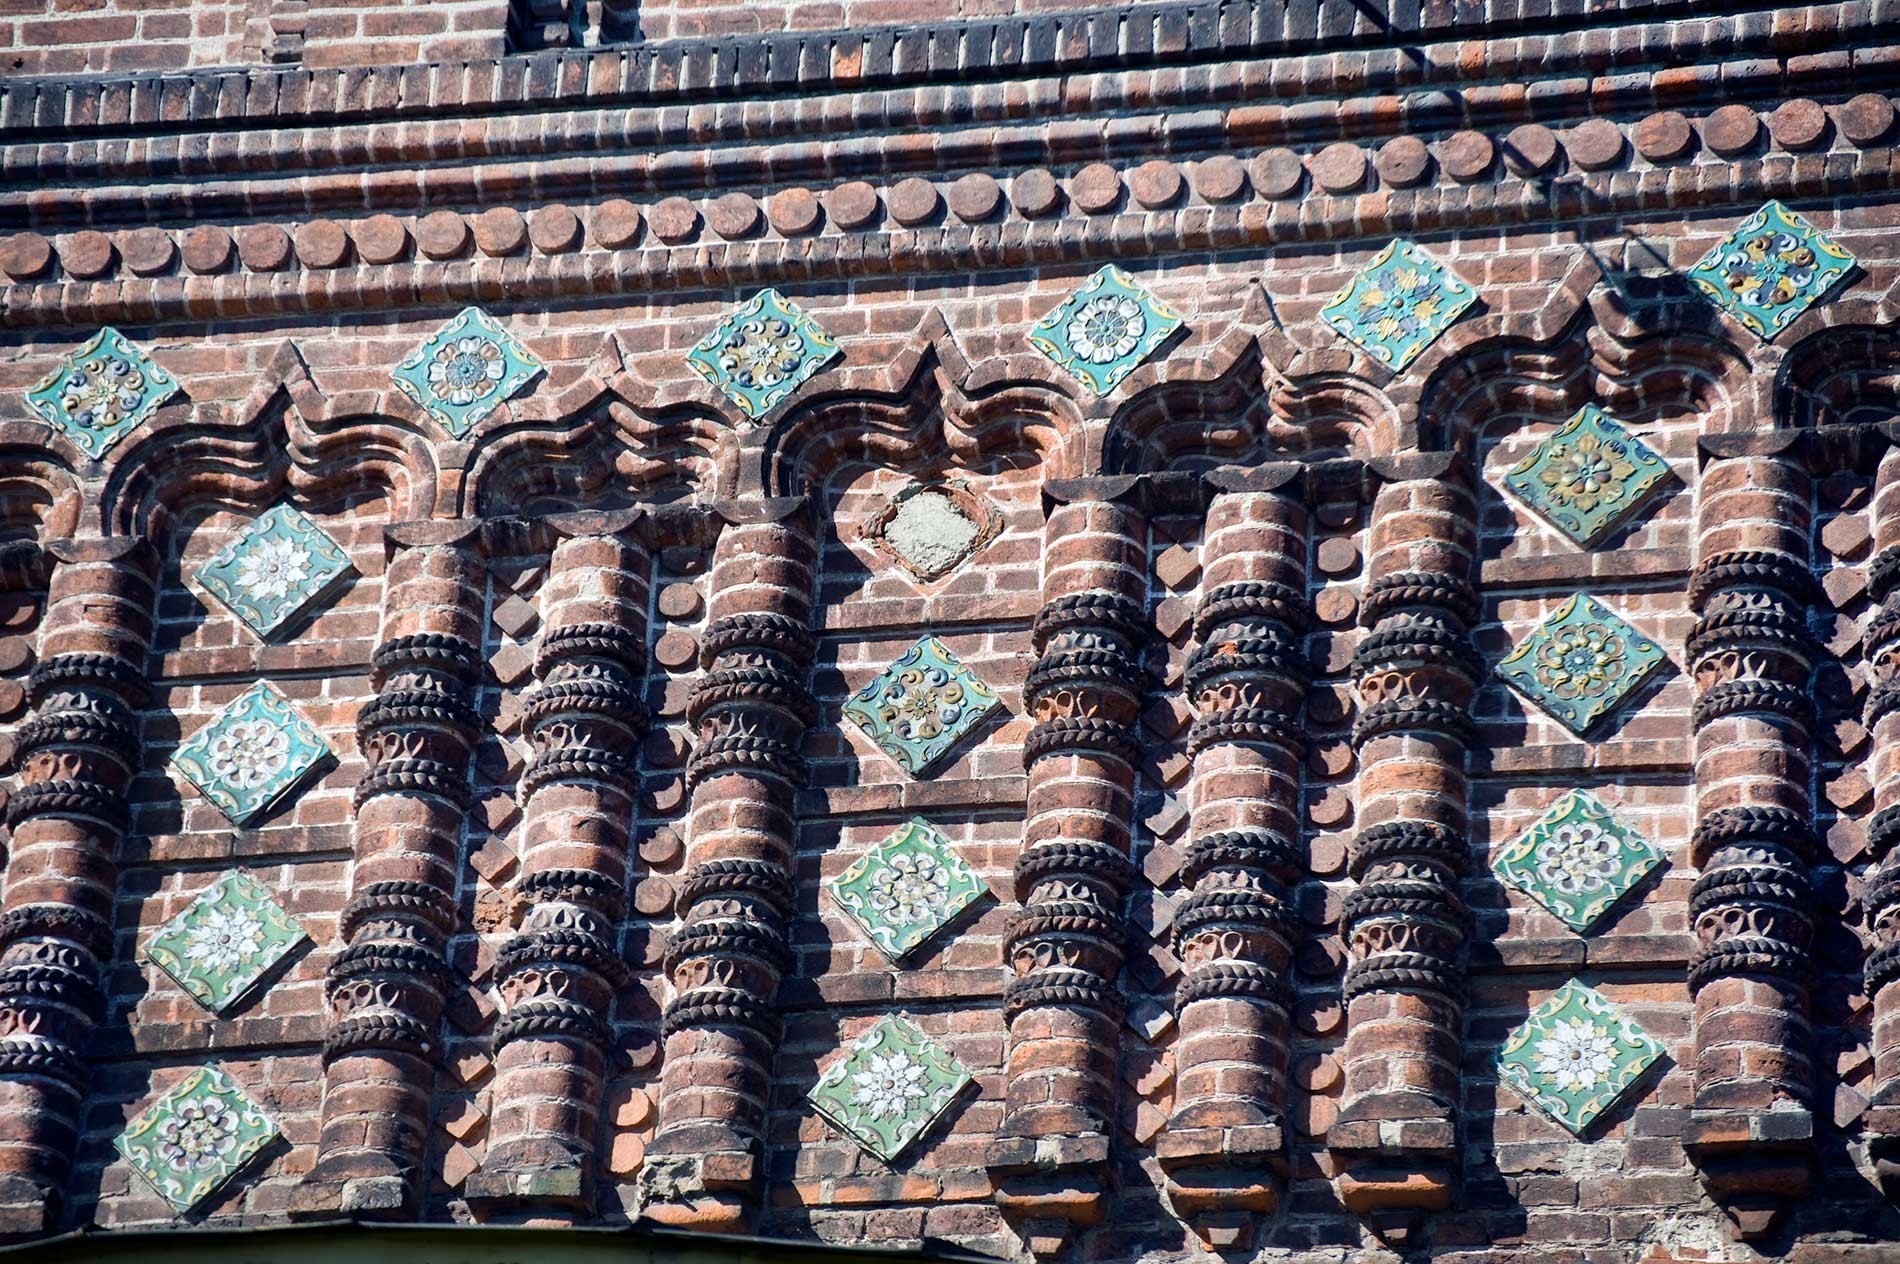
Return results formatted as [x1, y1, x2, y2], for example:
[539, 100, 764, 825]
[1687, 200, 1855, 341]
[193, 503, 353, 642]
[390, 306, 542, 437]
[808, 1015, 973, 1162]
[24, 327, 179, 459]
[116, 1065, 281, 1214]
[842, 636, 1002, 777]
[143, 871, 309, 1016]
[1493, 790, 1663, 934]
[1028, 265, 1185, 396]
[170, 681, 331, 827]
[1496, 980, 1664, 1135]
[826, 819, 989, 964]
[1499, 406, 1672, 551]
[686, 288, 841, 421]
[1496, 594, 1666, 738]
[1320, 238, 1477, 370]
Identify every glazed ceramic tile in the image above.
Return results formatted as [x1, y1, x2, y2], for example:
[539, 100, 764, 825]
[686, 287, 841, 421]
[193, 502, 352, 642]
[170, 681, 332, 827]
[843, 636, 1002, 777]
[390, 306, 543, 437]
[25, 327, 179, 459]
[807, 1015, 973, 1162]
[116, 1066, 281, 1214]
[1496, 979, 1664, 1135]
[1496, 594, 1667, 737]
[1499, 406, 1672, 550]
[826, 818, 988, 963]
[1492, 790, 1664, 933]
[1687, 200, 1855, 340]
[1320, 238, 1477, 370]
[143, 871, 309, 1015]
[1028, 264, 1185, 395]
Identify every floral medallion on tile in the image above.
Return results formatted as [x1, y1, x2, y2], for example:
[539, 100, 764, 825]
[843, 636, 1002, 777]
[170, 681, 331, 827]
[193, 503, 353, 642]
[1493, 790, 1664, 934]
[862, 480, 1003, 583]
[808, 1014, 974, 1162]
[1499, 406, 1673, 550]
[1320, 238, 1477, 371]
[826, 819, 989, 964]
[24, 327, 180, 459]
[390, 306, 543, 437]
[1687, 200, 1855, 341]
[1496, 979, 1664, 1135]
[143, 871, 309, 1016]
[116, 1065, 281, 1214]
[1496, 594, 1667, 737]
[1028, 264, 1185, 396]
[686, 287, 841, 422]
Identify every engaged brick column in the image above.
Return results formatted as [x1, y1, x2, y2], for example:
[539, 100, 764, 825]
[1868, 445, 1900, 1200]
[638, 498, 816, 1232]
[987, 478, 1146, 1261]
[466, 522, 648, 1215]
[1681, 450, 1818, 1238]
[1157, 478, 1308, 1247]
[0, 538, 144, 1234]
[295, 526, 484, 1218]
[1327, 458, 1477, 1242]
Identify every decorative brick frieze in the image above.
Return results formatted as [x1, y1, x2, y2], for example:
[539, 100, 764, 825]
[1869, 444, 1900, 1201]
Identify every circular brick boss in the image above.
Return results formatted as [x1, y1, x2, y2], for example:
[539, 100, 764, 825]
[235, 223, 292, 271]
[529, 204, 582, 253]
[293, 219, 350, 269]
[590, 198, 643, 249]
[415, 209, 470, 260]
[472, 206, 528, 255]
[1769, 98, 1829, 151]
[1308, 142, 1366, 193]
[946, 172, 1002, 223]
[1373, 136, 1431, 188]
[1011, 168, 1062, 218]
[654, 629, 697, 670]
[1632, 110, 1694, 162]
[1069, 162, 1123, 214]
[649, 196, 700, 244]
[887, 177, 940, 226]
[656, 580, 702, 620]
[57, 229, 115, 279]
[352, 213, 410, 265]
[1701, 105, 1761, 157]
[827, 180, 880, 229]
[768, 187, 822, 236]
[1501, 123, 1559, 175]
[1191, 155, 1247, 202]
[1839, 93, 1897, 146]
[706, 191, 761, 240]
[0, 232, 53, 280]
[1439, 130, 1495, 182]
[179, 224, 234, 274]
[1249, 148, 1304, 198]
[1129, 159, 1183, 209]
[1564, 118, 1625, 170]
[119, 227, 175, 277]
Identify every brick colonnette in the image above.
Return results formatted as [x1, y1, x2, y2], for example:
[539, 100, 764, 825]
[1156, 473, 1309, 1248]
[1327, 456, 1478, 1245]
[0, 538, 144, 1234]
[1867, 443, 1900, 1200]
[637, 498, 817, 1231]
[465, 520, 650, 1215]
[293, 525, 485, 1218]
[986, 477, 1147, 1261]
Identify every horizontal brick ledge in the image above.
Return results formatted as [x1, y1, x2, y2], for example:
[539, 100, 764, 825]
[796, 776, 1029, 818]
[1480, 546, 1692, 590]
[780, 969, 1006, 1010]
[1471, 738, 1695, 776]
[124, 822, 357, 865]
[820, 593, 1038, 632]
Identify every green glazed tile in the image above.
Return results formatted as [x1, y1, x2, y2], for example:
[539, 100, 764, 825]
[1028, 265, 1185, 395]
[686, 288, 841, 421]
[1496, 979, 1663, 1135]
[390, 306, 543, 437]
[143, 871, 309, 1016]
[842, 636, 1002, 778]
[1496, 594, 1666, 737]
[1320, 238, 1477, 370]
[116, 1065, 281, 1214]
[826, 819, 989, 964]
[1493, 790, 1663, 934]
[170, 681, 332, 827]
[25, 327, 179, 459]
[808, 1015, 973, 1162]
[1499, 406, 1672, 550]
[193, 503, 353, 642]
[1688, 200, 1855, 341]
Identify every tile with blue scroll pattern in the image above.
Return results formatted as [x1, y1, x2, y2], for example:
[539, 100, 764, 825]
[1499, 405, 1673, 550]
[808, 1015, 973, 1162]
[826, 819, 989, 963]
[24, 327, 179, 459]
[1492, 790, 1663, 934]
[116, 1066, 281, 1214]
[1496, 594, 1666, 737]
[686, 288, 841, 422]
[1687, 200, 1855, 340]
[143, 871, 309, 1016]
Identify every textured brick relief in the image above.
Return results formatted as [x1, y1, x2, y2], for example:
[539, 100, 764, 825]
[1491, 790, 1665, 934]
[843, 635, 1002, 777]
[861, 481, 1003, 583]
[1495, 980, 1664, 1136]
[169, 681, 333, 826]
[1496, 594, 1667, 737]
[390, 306, 543, 437]
[807, 1015, 974, 1162]
[24, 327, 178, 459]
[686, 287, 841, 421]
[141, 871, 310, 1016]
[1029, 264, 1185, 395]
[192, 503, 353, 642]
[115, 1067, 281, 1214]
[1320, 239, 1476, 370]
[1688, 200, 1856, 340]
[1497, 406, 1673, 551]
[824, 818, 989, 964]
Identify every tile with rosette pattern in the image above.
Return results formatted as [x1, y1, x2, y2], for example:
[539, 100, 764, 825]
[1687, 200, 1855, 340]
[826, 818, 989, 963]
[1028, 264, 1185, 396]
[170, 681, 332, 827]
[842, 636, 1002, 777]
[1492, 790, 1664, 933]
[1320, 238, 1477, 370]
[25, 327, 180, 459]
[390, 306, 543, 437]
[116, 1066, 281, 1214]
[808, 1015, 974, 1162]
[686, 287, 841, 421]
[193, 502, 353, 642]
[1496, 594, 1667, 737]
[1499, 405, 1673, 550]
[143, 871, 309, 1016]
[1496, 979, 1664, 1135]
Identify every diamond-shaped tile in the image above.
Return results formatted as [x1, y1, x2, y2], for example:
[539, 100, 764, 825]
[686, 287, 840, 422]
[1493, 791, 1664, 934]
[1029, 264, 1185, 396]
[170, 681, 332, 826]
[143, 871, 310, 1015]
[826, 819, 989, 963]
[390, 306, 543, 437]
[1688, 200, 1855, 341]
[193, 503, 353, 642]
[865, 480, 1002, 583]
[1496, 594, 1666, 737]
[808, 1015, 973, 1162]
[25, 327, 179, 459]
[843, 636, 1002, 777]
[116, 1065, 281, 1213]
[1500, 406, 1673, 551]
[1496, 979, 1663, 1135]
[1320, 238, 1477, 370]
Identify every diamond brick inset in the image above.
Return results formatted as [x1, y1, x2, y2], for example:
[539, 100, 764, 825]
[1320, 238, 1477, 370]
[143, 871, 309, 1015]
[170, 681, 332, 827]
[1028, 264, 1185, 396]
[390, 306, 543, 437]
[1496, 594, 1666, 737]
[193, 503, 353, 642]
[843, 636, 1002, 777]
[807, 1015, 973, 1162]
[686, 287, 841, 422]
[1496, 979, 1664, 1135]
[116, 1066, 281, 1214]
[1492, 790, 1663, 934]
[1499, 406, 1672, 550]
[864, 480, 1003, 583]
[826, 819, 989, 963]
[1688, 200, 1856, 341]
[25, 327, 179, 459]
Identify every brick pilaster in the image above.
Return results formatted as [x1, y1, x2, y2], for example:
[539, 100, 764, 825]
[1868, 445, 1900, 1201]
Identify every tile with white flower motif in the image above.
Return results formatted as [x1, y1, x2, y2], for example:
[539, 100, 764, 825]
[1496, 594, 1667, 738]
[1687, 201, 1856, 341]
[842, 636, 1002, 778]
[1499, 406, 1673, 550]
[1496, 979, 1664, 1135]
[193, 503, 353, 642]
[390, 306, 543, 437]
[686, 288, 841, 422]
[116, 1065, 281, 1214]
[1320, 238, 1478, 371]
[826, 819, 989, 964]
[808, 1014, 973, 1162]
[170, 681, 331, 827]
[143, 871, 309, 1016]
[1028, 265, 1185, 396]
[25, 327, 180, 460]
[1493, 790, 1664, 934]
